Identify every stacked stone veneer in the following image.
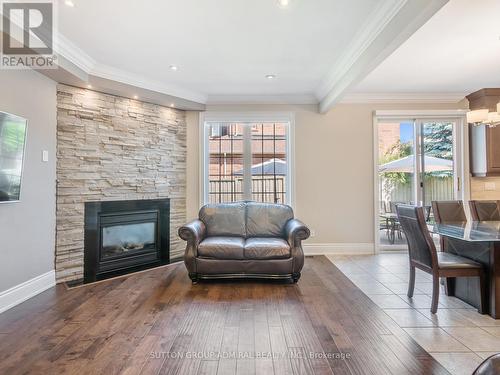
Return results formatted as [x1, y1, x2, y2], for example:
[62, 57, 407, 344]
[56, 84, 187, 282]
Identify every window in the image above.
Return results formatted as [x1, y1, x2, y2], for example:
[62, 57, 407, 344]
[202, 114, 293, 205]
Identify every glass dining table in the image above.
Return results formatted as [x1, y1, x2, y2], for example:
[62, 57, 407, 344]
[430, 221, 500, 318]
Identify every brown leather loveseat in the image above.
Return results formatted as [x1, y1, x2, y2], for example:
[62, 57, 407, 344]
[178, 201, 310, 283]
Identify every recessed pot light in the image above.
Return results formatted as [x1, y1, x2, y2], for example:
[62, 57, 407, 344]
[133, 95, 138, 99]
[170, 103, 175, 108]
[277, 0, 289, 8]
[265, 74, 276, 80]
[169, 65, 178, 71]
[87, 84, 92, 89]
[65, 0, 75, 7]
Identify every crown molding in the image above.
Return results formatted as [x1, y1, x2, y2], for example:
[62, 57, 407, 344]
[46, 33, 208, 105]
[315, 0, 407, 101]
[206, 94, 318, 105]
[0, 6, 95, 73]
[11, 2, 450, 110]
[340, 92, 467, 104]
[55, 34, 96, 73]
[317, 0, 449, 113]
[90, 63, 208, 104]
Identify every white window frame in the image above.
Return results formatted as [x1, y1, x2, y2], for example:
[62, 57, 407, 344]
[373, 109, 469, 253]
[199, 112, 295, 207]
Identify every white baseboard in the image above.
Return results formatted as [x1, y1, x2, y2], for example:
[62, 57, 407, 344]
[303, 243, 375, 256]
[0, 270, 56, 314]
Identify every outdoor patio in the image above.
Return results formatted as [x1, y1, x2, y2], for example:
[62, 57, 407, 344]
[378, 148, 454, 249]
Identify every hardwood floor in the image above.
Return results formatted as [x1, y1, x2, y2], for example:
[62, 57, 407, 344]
[0, 256, 449, 375]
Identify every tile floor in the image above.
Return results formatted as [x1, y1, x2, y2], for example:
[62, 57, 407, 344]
[327, 253, 500, 375]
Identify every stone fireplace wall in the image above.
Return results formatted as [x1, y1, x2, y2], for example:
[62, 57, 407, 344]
[56, 84, 187, 282]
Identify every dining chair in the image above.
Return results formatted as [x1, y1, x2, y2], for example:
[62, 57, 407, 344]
[396, 204, 487, 314]
[431, 200, 468, 293]
[432, 200, 467, 250]
[388, 201, 406, 241]
[432, 200, 467, 223]
[389, 201, 407, 214]
[469, 200, 500, 221]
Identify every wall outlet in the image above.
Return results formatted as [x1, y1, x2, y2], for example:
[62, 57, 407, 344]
[485, 182, 496, 191]
[42, 150, 49, 162]
[310, 230, 316, 237]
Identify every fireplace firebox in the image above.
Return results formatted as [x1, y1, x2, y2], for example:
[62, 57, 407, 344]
[84, 199, 170, 283]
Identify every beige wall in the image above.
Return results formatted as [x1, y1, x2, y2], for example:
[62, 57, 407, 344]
[0, 69, 57, 292]
[186, 101, 468, 246]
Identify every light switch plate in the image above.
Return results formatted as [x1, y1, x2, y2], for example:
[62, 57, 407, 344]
[42, 150, 49, 162]
[485, 182, 496, 191]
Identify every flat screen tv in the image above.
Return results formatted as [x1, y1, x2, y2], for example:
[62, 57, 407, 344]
[0, 111, 27, 202]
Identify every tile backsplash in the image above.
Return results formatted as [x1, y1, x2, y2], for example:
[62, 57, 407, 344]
[471, 177, 500, 200]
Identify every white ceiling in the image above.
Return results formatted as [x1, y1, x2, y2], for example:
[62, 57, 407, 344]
[352, 0, 500, 96]
[49, 0, 448, 109]
[59, 0, 380, 100]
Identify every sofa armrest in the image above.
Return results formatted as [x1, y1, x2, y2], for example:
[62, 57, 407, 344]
[179, 220, 205, 275]
[178, 219, 206, 246]
[285, 219, 310, 247]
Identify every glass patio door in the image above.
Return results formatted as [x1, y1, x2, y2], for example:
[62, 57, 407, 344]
[377, 117, 462, 250]
[418, 120, 457, 208]
[377, 120, 417, 248]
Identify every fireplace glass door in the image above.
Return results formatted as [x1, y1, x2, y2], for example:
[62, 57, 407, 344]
[99, 211, 158, 261]
[84, 199, 170, 284]
[101, 222, 156, 259]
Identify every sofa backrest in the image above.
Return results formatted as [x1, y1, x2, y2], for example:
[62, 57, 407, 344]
[199, 202, 246, 237]
[198, 201, 293, 238]
[246, 202, 293, 238]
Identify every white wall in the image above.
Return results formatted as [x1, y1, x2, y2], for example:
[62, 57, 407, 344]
[0, 69, 57, 293]
[187, 101, 468, 250]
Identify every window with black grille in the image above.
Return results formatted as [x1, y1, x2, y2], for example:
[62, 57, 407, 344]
[206, 122, 289, 204]
[250, 123, 287, 203]
[208, 123, 244, 203]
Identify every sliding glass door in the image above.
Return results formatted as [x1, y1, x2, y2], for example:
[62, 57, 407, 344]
[377, 117, 462, 250]
[420, 121, 456, 207]
[378, 120, 417, 248]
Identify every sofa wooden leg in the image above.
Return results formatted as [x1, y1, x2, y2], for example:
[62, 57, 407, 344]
[189, 273, 199, 284]
[292, 273, 301, 283]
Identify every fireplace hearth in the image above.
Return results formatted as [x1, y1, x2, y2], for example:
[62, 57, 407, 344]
[84, 199, 170, 283]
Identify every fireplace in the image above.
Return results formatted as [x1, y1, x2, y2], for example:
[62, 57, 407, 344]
[84, 199, 170, 283]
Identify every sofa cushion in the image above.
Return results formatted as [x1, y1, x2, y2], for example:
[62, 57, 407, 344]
[199, 202, 246, 237]
[198, 237, 245, 260]
[244, 238, 290, 259]
[246, 202, 293, 238]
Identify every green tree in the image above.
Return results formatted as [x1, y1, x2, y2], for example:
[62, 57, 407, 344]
[380, 140, 412, 184]
[423, 122, 453, 177]
[423, 122, 453, 160]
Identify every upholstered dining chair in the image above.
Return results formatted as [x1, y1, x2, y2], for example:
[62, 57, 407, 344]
[396, 205, 487, 314]
[432, 200, 467, 224]
[431, 200, 467, 250]
[431, 200, 469, 294]
[469, 200, 500, 221]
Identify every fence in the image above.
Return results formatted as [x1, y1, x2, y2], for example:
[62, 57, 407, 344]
[209, 177, 286, 204]
[379, 176, 454, 209]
